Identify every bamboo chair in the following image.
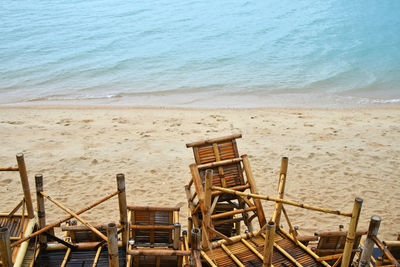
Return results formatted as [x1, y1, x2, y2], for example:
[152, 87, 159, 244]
[185, 134, 266, 247]
[376, 238, 400, 266]
[127, 205, 187, 267]
[311, 230, 366, 265]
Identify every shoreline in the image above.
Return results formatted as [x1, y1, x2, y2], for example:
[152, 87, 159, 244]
[1, 104, 400, 111]
[1, 106, 399, 240]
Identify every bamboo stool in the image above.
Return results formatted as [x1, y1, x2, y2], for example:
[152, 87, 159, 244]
[185, 134, 266, 247]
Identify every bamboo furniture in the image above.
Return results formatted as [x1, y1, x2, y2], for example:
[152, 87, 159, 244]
[311, 230, 367, 264]
[0, 153, 36, 267]
[30, 174, 128, 267]
[126, 205, 188, 267]
[185, 134, 266, 248]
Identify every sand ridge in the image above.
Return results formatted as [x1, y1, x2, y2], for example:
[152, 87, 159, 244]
[0, 107, 399, 240]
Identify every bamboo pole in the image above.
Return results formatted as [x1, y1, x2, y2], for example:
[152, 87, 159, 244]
[372, 237, 399, 266]
[0, 227, 12, 267]
[197, 158, 243, 170]
[201, 251, 218, 267]
[263, 221, 275, 267]
[241, 238, 264, 260]
[16, 153, 34, 219]
[116, 174, 128, 249]
[41, 191, 108, 242]
[60, 248, 71, 267]
[190, 228, 201, 267]
[92, 245, 103, 267]
[189, 164, 205, 215]
[13, 218, 36, 267]
[12, 190, 118, 247]
[202, 169, 213, 249]
[359, 216, 381, 267]
[212, 186, 352, 217]
[127, 249, 191, 256]
[0, 167, 19, 171]
[107, 223, 119, 267]
[186, 134, 242, 148]
[183, 231, 189, 266]
[35, 174, 47, 247]
[241, 154, 266, 227]
[187, 217, 193, 245]
[173, 223, 181, 250]
[341, 197, 363, 267]
[211, 206, 257, 220]
[271, 157, 288, 226]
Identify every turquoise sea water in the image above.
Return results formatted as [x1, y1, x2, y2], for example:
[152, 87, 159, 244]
[1, 0, 400, 107]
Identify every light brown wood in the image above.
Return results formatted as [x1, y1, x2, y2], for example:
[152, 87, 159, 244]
[92, 245, 103, 267]
[35, 174, 47, 247]
[12, 190, 119, 247]
[116, 174, 128, 248]
[241, 238, 264, 260]
[212, 186, 352, 217]
[341, 197, 363, 267]
[41, 191, 108, 242]
[242, 154, 266, 227]
[221, 243, 245, 267]
[107, 223, 119, 267]
[196, 158, 242, 170]
[201, 251, 218, 267]
[273, 242, 303, 267]
[202, 169, 213, 248]
[186, 134, 242, 147]
[173, 223, 181, 250]
[127, 205, 180, 211]
[281, 206, 299, 245]
[16, 153, 34, 219]
[0, 227, 12, 267]
[190, 164, 206, 216]
[210, 206, 257, 219]
[279, 228, 330, 267]
[263, 221, 275, 267]
[271, 157, 288, 226]
[127, 249, 191, 256]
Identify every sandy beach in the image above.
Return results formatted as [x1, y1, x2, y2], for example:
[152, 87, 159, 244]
[0, 106, 399, 241]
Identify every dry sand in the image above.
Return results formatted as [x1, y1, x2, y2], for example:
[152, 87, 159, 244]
[0, 106, 399, 241]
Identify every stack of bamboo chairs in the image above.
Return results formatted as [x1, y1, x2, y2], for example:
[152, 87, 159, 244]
[185, 134, 266, 248]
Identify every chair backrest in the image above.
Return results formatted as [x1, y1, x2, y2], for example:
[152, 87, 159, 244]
[186, 134, 242, 164]
[128, 206, 180, 247]
[187, 134, 245, 189]
[383, 240, 400, 261]
[314, 230, 366, 256]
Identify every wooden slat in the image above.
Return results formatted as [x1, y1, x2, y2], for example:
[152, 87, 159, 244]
[221, 243, 245, 267]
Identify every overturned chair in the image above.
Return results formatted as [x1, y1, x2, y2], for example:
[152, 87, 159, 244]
[185, 134, 266, 249]
[126, 205, 192, 267]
